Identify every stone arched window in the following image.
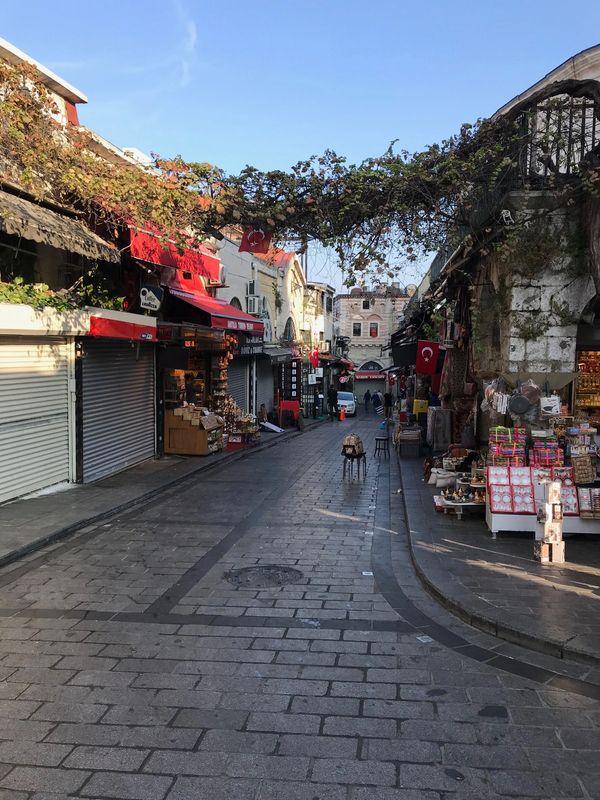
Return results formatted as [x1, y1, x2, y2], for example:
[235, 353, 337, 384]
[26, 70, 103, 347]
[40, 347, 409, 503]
[360, 360, 383, 372]
[229, 297, 242, 310]
[283, 317, 296, 341]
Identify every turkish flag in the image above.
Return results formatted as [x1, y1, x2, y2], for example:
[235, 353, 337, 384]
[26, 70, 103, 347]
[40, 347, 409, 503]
[415, 340, 439, 374]
[238, 227, 273, 254]
[309, 348, 320, 368]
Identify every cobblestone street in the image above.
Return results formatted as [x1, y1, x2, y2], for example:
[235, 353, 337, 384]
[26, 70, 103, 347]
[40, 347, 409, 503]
[0, 419, 597, 799]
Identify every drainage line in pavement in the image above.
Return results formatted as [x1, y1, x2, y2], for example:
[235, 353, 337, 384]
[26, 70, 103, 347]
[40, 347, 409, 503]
[1, 606, 415, 634]
[145, 442, 333, 617]
[370, 457, 600, 702]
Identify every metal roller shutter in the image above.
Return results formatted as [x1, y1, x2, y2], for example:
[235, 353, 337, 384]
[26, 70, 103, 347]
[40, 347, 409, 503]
[0, 337, 70, 504]
[358, 380, 385, 401]
[227, 357, 248, 413]
[82, 340, 155, 483]
[256, 355, 273, 412]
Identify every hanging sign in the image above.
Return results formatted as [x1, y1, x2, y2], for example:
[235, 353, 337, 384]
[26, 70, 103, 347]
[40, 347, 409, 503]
[140, 285, 163, 311]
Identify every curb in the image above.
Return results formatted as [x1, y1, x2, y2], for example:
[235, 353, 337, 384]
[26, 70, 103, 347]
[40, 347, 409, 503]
[0, 421, 322, 572]
[395, 455, 600, 668]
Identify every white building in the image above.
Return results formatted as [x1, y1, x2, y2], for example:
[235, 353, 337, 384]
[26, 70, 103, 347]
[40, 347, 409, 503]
[216, 235, 307, 415]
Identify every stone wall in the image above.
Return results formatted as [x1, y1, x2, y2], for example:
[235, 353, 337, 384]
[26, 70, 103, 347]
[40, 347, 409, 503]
[471, 196, 597, 380]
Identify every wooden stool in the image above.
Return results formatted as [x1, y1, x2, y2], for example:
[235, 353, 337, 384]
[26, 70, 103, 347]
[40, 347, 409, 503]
[397, 430, 421, 458]
[374, 435, 390, 458]
[342, 453, 367, 479]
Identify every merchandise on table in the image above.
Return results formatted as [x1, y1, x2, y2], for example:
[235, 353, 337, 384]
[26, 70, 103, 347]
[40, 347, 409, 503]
[575, 351, 600, 425]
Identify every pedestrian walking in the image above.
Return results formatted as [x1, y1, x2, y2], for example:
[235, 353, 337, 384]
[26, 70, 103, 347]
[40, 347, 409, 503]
[372, 391, 382, 412]
[313, 389, 320, 419]
[363, 389, 372, 414]
[327, 386, 338, 421]
[384, 390, 393, 420]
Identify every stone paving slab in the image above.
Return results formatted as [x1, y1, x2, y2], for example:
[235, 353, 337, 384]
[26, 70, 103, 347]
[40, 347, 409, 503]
[0, 418, 595, 799]
[0, 426, 310, 570]
[398, 455, 600, 666]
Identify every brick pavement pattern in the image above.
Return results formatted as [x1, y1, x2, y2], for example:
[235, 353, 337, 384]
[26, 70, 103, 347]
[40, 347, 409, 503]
[0, 419, 596, 798]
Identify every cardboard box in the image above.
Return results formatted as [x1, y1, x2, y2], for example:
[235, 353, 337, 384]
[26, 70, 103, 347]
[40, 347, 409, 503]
[534, 541, 550, 564]
[550, 541, 565, 564]
[544, 523, 562, 544]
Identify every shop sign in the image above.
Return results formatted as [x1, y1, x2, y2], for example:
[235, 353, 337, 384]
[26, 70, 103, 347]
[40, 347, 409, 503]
[236, 337, 265, 356]
[140, 285, 163, 311]
[314, 367, 323, 378]
[355, 371, 385, 379]
[279, 357, 302, 400]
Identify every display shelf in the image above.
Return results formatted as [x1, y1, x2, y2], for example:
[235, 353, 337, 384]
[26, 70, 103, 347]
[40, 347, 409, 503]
[485, 506, 600, 535]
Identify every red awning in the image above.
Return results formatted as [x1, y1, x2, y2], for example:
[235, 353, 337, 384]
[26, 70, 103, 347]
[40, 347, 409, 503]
[89, 315, 157, 342]
[168, 288, 264, 336]
[129, 225, 221, 283]
[340, 358, 355, 369]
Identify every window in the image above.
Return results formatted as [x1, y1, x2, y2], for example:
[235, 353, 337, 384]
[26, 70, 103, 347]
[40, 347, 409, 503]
[352, 322, 362, 337]
[360, 361, 383, 371]
[369, 322, 379, 338]
[326, 296, 333, 312]
[283, 317, 296, 341]
[229, 297, 242, 310]
[362, 299, 370, 310]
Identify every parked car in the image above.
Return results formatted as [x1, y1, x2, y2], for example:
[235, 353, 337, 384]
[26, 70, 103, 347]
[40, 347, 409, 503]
[337, 391, 357, 416]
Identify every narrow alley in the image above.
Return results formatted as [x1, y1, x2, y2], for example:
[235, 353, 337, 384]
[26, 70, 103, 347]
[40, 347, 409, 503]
[0, 420, 595, 799]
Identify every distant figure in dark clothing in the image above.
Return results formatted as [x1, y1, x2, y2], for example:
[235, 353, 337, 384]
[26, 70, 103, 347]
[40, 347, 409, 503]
[313, 389, 320, 418]
[363, 389, 372, 414]
[383, 391, 393, 420]
[327, 386, 338, 421]
[372, 391, 382, 412]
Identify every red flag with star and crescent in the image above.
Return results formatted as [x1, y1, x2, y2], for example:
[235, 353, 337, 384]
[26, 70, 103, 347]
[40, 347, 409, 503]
[309, 347, 320, 368]
[415, 340, 439, 374]
[238, 227, 273, 254]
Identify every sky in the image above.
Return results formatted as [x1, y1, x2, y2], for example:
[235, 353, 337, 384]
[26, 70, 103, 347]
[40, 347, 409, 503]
[3, 0, 600, 287]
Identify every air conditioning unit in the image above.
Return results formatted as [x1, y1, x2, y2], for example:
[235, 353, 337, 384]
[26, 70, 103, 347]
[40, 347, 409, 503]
[246, 280, 256, 296]
[207, 265, 227, 287]
[246, 295, 260, 315]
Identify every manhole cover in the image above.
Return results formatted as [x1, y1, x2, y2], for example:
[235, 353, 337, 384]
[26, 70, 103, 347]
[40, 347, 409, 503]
[224, 565, 304, 588]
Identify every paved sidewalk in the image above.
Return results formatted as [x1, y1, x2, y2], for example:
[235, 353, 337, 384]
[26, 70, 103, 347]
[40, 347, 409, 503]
[398, 456, 600, 667]
[0, 423, 317, 569]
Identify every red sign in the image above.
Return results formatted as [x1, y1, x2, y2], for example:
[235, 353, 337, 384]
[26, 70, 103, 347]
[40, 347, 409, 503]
[129, 225, 221, 283]
[89, 316, 156, 342]
[415, 340, 439, 374]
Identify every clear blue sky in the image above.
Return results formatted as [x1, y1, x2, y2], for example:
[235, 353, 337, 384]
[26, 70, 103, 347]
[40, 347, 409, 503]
[4, 0, 600, 175]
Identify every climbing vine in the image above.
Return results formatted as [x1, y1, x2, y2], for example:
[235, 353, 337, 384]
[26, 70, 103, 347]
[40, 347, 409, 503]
[2, 60, 600, 291]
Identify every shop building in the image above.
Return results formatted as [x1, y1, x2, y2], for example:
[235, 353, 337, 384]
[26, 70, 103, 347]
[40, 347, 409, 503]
[389, 45, 600, 545]
[0, 302, 157, 503]
[121, 227, 265, 453]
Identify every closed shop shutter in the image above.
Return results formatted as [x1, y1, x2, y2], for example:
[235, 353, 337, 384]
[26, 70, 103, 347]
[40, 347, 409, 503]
[359, 380, 385, 400]
[256, 355, 273, 412]
[82, 340, 155, 483]
[0, 337, 70, 504]
[228, 357, 248, 412]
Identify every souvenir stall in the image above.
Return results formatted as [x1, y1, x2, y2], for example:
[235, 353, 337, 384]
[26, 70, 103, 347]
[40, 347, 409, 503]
[159, 326, 260, 455]
[430, 375, 600, 541]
